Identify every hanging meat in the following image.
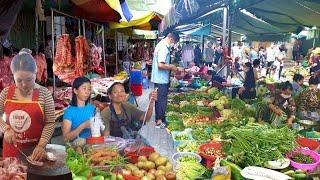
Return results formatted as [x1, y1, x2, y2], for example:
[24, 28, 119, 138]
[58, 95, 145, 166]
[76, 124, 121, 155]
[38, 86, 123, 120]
[53, 34, 91, 84]
[75, 36, 90, 77]
[90, 44, 102, 68]
[54, 34, 72, 67]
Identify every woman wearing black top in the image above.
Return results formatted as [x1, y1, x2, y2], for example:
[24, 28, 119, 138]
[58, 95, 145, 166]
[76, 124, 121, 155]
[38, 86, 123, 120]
[232, 62, 256, 99]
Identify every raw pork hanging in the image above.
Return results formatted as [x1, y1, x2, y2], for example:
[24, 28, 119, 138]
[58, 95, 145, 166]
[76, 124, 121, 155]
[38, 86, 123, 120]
[53, 34, 91, 84]
[90, 44, 102, 68]
[75, 36, 90, 77]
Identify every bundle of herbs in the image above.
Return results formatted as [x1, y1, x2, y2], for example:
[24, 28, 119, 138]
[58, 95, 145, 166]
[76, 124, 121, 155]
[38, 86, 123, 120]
[223, 123, 297, 168]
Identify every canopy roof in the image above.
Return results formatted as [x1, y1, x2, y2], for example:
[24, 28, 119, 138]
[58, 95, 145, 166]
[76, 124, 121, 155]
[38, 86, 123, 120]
[160, 0, 320, 41]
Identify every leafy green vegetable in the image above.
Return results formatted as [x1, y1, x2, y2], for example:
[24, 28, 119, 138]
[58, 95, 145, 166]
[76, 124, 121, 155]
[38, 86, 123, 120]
[175, 134, 189, 141]
[192, 129, 211, 142]
[66, 146, 91, 177]
[292, 153, 314, 164]
[176, 162, 206, 180]
[177, 142, 200, 153]
[223, 123, 297, 167]
[178, 156, 199, 163]
[168, 121, 185, 131]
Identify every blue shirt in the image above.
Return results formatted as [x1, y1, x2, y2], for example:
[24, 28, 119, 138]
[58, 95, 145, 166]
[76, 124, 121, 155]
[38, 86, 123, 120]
[250, 50, 258, 60]
[63, 104, 96, 139]
[151, 39, 171, 84]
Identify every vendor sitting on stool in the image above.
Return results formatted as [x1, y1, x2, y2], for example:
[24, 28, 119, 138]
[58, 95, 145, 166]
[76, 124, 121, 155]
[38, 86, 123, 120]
[101, 82, 157, 139]
[268, 81, 296, 128]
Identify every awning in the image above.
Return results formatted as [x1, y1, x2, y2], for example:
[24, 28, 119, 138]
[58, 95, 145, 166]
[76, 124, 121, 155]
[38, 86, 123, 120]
[0, 0, 25, 43]
[108, 11, 162, 30]
[71, 0, 133, 23]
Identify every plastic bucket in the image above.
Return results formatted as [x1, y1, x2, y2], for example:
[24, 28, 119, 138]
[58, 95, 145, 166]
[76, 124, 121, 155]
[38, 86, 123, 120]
[199, 142, 223, 169]
[124, 146, 155, 164]
[130, 84, 143, 96]
[287, 148, 320, 172]
[130, 71, 143, 84]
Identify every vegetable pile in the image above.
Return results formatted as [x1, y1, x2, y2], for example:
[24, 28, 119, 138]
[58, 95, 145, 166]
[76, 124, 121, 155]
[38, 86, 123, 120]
[291, 153, 314, 164]
[176, 162, 206, 180]
[123, 152, 176, 179]
[177, 142, 200, 153]
[223, 123, 297, 167]
[178, 156, 199, 163]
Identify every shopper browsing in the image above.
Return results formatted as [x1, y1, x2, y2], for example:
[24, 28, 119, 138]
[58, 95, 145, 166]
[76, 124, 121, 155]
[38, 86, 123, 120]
[0, 49, 55, 161]
[101, 82, 157, 138]
[151, 31, 182, 129]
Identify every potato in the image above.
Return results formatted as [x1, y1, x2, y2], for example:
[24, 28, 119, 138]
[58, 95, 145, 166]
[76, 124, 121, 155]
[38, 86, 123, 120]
[141, 176, 151, 180]
[137, 161, 144, 169]
[140, 169, 147, 175]
[149, 169, 157, 174]
[149, 152, 160, 162]
[138, 156, 148, 162]
[165, 172, 176, 180]
[143, 161, 156, 170]
[157, 166, 166, 171]
[155, 157, 167, 166]
[154, 170, 165, 177]
[133, 170, 144, 178]
[165, 162, 173, 172]
[155, 175, 167, 180]
[147, 173, 156, 180]
[127, 164, 138, 172]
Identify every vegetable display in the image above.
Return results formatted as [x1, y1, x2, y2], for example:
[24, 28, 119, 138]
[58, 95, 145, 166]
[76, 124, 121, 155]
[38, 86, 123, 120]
[191, 129, 211, 142]
[203, 147, 223, 157]
[178, 156, 199, 163]
[291, 153, 314, 164]
[176, 162, 206, 180]
[223, 123, 297, 167]
[174, 134, 189, 141]
[177, 142, 200, 153]
[123, 152, 176, 179]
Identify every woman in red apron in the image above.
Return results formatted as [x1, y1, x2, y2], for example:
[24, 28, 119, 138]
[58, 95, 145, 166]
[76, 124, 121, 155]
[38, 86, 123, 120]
[0, 49, 55, 161]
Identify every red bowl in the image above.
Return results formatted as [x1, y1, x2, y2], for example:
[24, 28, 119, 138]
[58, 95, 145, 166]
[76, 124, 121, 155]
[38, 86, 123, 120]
[86, 136, 105, 145]
[199, 143, 223, 169]
[296, 137, 320, 150]
[124, 146, 155, 163]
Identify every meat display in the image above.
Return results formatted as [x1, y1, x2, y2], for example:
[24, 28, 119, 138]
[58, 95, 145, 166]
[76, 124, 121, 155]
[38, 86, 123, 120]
[54, 88, 72, 110]
[0, 157, 27, 180]
[75, 36, 90, 77]
[54, 34, 72, 67]
[90, 44, 102, 68]
[53, 34, 91, 84]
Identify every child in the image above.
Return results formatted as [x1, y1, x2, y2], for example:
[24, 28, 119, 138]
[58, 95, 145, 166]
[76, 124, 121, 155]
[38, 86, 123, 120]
[62, 77, 105, 145]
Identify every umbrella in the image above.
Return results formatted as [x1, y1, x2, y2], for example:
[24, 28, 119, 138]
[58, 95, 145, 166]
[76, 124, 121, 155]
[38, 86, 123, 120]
[71, 0, 133, 23]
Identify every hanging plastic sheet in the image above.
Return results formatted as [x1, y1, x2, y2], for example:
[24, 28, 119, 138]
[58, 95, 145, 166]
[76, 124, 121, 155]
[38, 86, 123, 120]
[0, 0, 25, 43]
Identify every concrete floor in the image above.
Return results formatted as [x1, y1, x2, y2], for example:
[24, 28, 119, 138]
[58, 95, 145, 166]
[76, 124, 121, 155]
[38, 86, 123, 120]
[51, 84, 176, 159]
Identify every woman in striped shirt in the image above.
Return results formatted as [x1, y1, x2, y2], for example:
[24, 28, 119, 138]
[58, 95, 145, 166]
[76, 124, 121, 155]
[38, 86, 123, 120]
[0, 48, 55, 161]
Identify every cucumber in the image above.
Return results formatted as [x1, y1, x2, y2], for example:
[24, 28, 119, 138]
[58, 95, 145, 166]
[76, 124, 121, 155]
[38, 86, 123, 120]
[295, 169, 306, 174]
[220, 160, 244, 180]
[294, 173, 307, 179]
[283, 170, 295, 176]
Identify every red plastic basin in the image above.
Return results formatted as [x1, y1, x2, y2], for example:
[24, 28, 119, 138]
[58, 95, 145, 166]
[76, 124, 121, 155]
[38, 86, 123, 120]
[296, 137, 320, 150]
[124, 146, 155, 163]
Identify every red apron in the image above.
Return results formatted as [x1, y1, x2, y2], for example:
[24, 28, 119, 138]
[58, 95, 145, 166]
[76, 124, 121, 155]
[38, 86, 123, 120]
[2, 85, 44, 157]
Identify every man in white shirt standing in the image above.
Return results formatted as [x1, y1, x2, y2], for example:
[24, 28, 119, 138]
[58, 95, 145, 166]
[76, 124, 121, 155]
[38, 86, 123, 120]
[181, 41, 194, 68]
[151, 31, 181, 128]
[266, 43, 276, 76]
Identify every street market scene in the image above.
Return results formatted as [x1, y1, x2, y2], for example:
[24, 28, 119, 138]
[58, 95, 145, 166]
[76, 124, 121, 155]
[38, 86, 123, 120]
[0, 0, 320, 179]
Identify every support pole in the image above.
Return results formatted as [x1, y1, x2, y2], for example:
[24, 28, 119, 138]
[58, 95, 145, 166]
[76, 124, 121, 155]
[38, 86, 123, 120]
[115, 31, 119, 74]
[82, 19, 86, 37]
[228, 6, 232, 56]
[102, 26, 107, 77]
[78, 19, 81, 35]
[222, 6, 228, 49]
[35, 9, 39, 54]
[51, 9, 56, 95]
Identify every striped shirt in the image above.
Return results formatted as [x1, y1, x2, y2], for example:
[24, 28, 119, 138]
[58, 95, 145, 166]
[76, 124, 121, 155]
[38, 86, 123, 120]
[0, 84, 56, 143]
